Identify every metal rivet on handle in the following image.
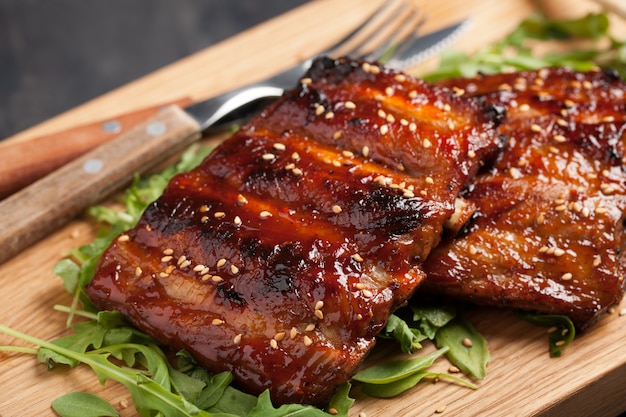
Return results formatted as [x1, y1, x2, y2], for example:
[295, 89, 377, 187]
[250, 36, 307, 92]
[146, 121, 167, 136]
[83, 158, 104, 174]
[102, 120, 122, 134]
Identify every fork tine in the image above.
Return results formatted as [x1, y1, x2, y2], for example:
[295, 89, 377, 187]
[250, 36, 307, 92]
[364, 6, 427, 63]
[324, 0, 408, 58]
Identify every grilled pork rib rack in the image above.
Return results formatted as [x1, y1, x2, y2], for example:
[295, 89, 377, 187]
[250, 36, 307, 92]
[85, 57, 503, 406]
[424, 68, 626, 330]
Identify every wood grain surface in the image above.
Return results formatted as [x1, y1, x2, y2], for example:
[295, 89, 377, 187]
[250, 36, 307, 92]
[1, 0, 626, 416]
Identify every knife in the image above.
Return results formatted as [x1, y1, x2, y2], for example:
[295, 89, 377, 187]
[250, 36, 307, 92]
[0, 20, 469, 266]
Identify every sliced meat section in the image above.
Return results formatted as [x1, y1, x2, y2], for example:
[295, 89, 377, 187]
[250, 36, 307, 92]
[85, 57, 503, 406]
[423, 68, 626, 330]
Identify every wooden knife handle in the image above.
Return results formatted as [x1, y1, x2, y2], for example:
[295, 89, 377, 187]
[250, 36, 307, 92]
[0, 105, 202, 265]
[0, 98, 193, 200]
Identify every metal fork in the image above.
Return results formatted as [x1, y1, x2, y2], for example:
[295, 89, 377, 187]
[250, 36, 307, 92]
[203, 0, 426, 129]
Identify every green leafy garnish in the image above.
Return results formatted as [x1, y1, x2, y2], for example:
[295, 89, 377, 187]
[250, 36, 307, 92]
[52, 392, 120, 417]
[353, 347, 477, 398]
[435, 317, 490, 380]
[423, 12, 626, 82]
[518, 312, 576, 357]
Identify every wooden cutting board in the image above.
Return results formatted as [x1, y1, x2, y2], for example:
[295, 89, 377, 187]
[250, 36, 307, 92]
[2, 0, 626, 416]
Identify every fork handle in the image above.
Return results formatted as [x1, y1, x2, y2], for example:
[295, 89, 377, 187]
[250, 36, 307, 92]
[0, 106, 201, 265]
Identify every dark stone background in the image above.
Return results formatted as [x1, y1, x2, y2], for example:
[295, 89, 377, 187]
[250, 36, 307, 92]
[0, 0, 308, 140]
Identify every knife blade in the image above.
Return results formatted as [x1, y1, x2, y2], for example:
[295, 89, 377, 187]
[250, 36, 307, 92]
[0, 20, 468, 265]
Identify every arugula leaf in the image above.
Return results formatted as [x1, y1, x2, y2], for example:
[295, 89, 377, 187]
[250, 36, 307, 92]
[52, 392, 119, 417]
[361, 371, 476, 398]
[352, 347, 449, 385]
[378, 313, 427, 354]
[517, 312, 576, 357]
[435, 317, 490, 380]
[423, 12, 625, 82]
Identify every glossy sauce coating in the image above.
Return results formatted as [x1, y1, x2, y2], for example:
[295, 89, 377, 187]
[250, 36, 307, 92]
[424, 68, 626, 330]
[85, 57, 502, 406]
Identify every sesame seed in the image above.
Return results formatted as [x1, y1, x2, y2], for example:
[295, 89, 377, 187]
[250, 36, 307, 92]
[333, 130, 343, 140]
[561, 272, 573, 281]
[380, 124, 389, 135]
[362, 145, 370, 157]
[555, 204, 567, 212]
[386, 114, 395, 123]
[409, 122, 417, 132]
[619, 308, 626, 317]
[425, 176, 434, 184]
[290, 327, 298, 339]
[212, 318, 223, 325]
[163, 248, 174, 255]
[553, 134, 566, 143]
[260, 210, 273, 219]
[201, 274, 212, 281]
[342, 150, 354, 158]
[314, 300, 324, 310]
[230, 265, 239, 274]
[161, 255, 173, 263]
[554, 248, 566, 257]
[352, 253, 364, 262]
[234, 216, 242, 226]
[270, 339, 278, 349]
[233, 334, 242, 345]
[214, 211, 226, 219]
[448, 366, 460, 373]
[593, 256, 601, 267]
[394, 74, 406, 82]
[422, 138, 432, 148]
[362, 289, 373, 298]
[596, 206, 608, 214]
[468, 150, 476, 158]
[325, 111, 335, 119]
[117, 234, 130, 242]
[315, 104, 325, 116]
[200, 267, 210, 275]
[284, 162, 295, 170]
[519, 103, 530, 112]
[332, 205, 342, 214]
[377, 109, 386, 118]
[211, 275, 223, 283]
[469, 245, 477, 255]
[303, 335, 313, 346]
[305, 323, 316, 332]
[435, 404, 447, 414]
[273, 143, 286, 151]
[556, 118, 568, 127]
[134, 267, 142, 277]
[385, 86, 394, 96]
[237, 194, 248, 205]
[355, 282, 365, 290]
[274, 332, 286, 342]
[179, 260, 191, 269]
[462, 338, 473, 347]
[199, 205, 209, 213]
[216, 258, 227, 267]
[262, 153, 276, 161]
[403, 190, 415, 198]
[315, 309, 324, 320]
[159, 272, 170, 278]
[344, 101, 356, 109]
[292, 168, 303, 176]
[452, 86, 465, 96]
[530, 124, 542, 132]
